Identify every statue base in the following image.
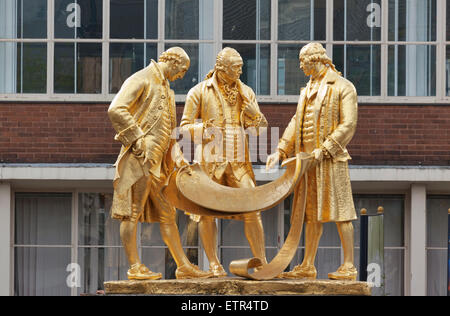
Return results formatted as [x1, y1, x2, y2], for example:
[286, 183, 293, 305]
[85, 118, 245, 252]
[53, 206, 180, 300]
[104, 278, 372, 296]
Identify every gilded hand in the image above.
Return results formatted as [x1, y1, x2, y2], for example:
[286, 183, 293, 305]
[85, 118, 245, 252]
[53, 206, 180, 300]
[266, 151, 280, 171]
[243, 101, 260, 119]
[312, 148, 324, 162]
[203, 121, 222, 142]
[131, 138, 145, 158]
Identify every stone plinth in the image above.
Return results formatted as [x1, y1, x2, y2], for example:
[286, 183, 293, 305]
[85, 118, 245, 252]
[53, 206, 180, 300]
[104, 278, 372, 296]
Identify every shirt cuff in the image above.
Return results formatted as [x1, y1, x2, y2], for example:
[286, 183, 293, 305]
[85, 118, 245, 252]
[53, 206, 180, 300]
[114, 124, 145, 147]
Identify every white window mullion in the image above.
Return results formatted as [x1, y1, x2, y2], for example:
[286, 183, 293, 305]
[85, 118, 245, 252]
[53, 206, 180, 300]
[102, 0, 110, 96]
[381, 0, 389, 100]
[270, 0, 277, 97]
[47, 0, 54, 96]
[325, 0, 333, 58]
[436, 0, 446, 101]
[158, 0, 165, 56]
[71, 190, 79, 297]
[445, 0, 449, 99]
[216, 0, 223, 55]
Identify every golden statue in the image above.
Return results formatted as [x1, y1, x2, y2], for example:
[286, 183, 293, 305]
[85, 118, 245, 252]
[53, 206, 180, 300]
[108, 47, 213, 280]
[266, 43, 358, 281]
[180, 47, 269, 277]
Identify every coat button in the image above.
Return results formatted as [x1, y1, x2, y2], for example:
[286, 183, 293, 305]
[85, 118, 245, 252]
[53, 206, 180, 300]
[161, 95, 166, 99]
[158, 106, 163, 110]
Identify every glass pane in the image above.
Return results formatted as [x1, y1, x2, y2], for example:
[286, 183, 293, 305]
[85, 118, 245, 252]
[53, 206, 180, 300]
[0, 0, 47, 39]
[0, 42, 47, 93]
[315, 248, 341, 280]
[165, 43, 199, 94]
[19, 0, 47, 38]
[222, 44, 270, 95]
[111, 0, 144, 38]
[221, 209, 278, 248]
[109, 43, 158, 94]
[388, 0, 436, 42]
[333, 45, 381, 96]
[448, 1, 450, 41]
[140, 223, 164, 247]
[15, 193, 72, 245]
[14, 247, 71, 296]
[426, 249, 447, 296]
[17, 43, 47, 93]
[166, 0, 200, 40]
[146, 0, 158, 39]
[223, 0, 270, 40]
[384, 249, 404, 296]
[278, 0, 326, 41]
[0, 42, 18, 93]
[447, 46, 450, 96]
[140, 213, 199, 247]
[55, 0, 102, 39]
[77, 43, 102, 93]
[110, 0, 157, 39]
[77, 247, 129, 294]
[111, 0, 157, 39]
[54, 43, 102, 94]
[78, 193, 120, 246]
[334, 0, 382, 41]
[278, 44, 308, 95]
[426, 196, 449, 248]
[388, 45, 436, 96]
[54, 43, 74, 93]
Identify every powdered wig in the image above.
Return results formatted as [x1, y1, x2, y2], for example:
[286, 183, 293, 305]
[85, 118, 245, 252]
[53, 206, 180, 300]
[159, 47, 190, 69]
[300, 43, 341, 75]
[205, 47, 241, 79]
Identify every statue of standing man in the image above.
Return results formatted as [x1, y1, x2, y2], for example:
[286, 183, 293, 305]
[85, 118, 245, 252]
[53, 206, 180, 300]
[267, 43, 358, 280]
[108, 47, 213, 280]
[180, 47, 268, 277]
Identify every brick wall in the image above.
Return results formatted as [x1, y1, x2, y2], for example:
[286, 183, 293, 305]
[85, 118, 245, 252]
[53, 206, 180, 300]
[0, 102, 449, 166]
[261, 104, 450, 166]
[0, 103, 118, 163]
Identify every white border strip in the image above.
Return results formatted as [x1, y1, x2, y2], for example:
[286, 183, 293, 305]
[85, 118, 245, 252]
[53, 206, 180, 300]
[1, 164, 450, 183]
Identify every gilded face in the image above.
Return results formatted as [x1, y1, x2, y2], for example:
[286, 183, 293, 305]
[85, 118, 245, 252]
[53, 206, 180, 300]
[220, 55, 243, 82]
[299, 55, 314, 76]
[168, 60, 190, 82]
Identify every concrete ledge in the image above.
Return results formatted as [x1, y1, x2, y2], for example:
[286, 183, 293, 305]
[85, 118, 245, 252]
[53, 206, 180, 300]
[104, 278, 372, 296]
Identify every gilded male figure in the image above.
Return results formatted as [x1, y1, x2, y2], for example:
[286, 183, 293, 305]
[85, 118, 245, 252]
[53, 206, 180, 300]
[267, 43, 358, 280]
[108, 47, 213, 280]
[180, 47, 268, 277]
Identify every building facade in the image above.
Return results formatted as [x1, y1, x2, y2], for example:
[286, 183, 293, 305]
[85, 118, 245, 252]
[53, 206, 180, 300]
[0, 0, 449, 296]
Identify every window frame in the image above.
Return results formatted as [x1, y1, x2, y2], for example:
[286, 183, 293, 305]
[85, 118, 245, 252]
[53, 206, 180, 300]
[0, 0, 448, 104]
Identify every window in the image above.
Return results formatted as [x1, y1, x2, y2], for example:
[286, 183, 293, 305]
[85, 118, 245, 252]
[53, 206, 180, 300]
[353, 195, 405, 296]
[0, 0, 449, 102]
[77, 193, 125, 295]
[388, 0, 437, 97]
[0, 0, 48, 94]
[13, 191, 201, 296]
[426, 196, 449, 297]
[14, 193, 72, 296]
